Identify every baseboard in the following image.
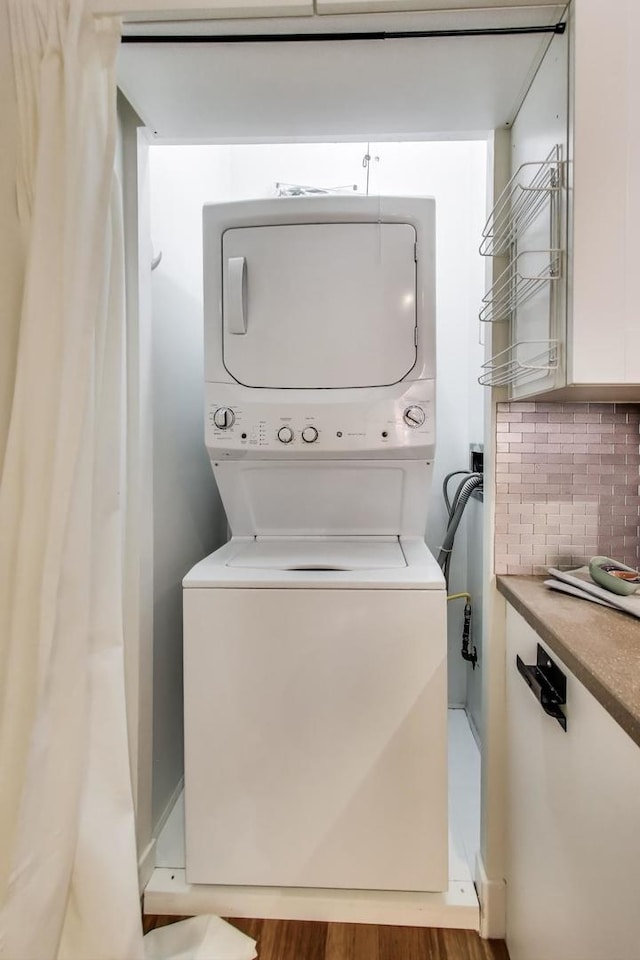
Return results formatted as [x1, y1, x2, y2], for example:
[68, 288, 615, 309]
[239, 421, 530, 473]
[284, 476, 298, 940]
[139, 777, 184, 893]
[466, 709, 482, 751]
[144, 869, 480, 931]
[475, 854, 506, 939]
[154, 776, 184, 839]
[138, 838, 156, 893]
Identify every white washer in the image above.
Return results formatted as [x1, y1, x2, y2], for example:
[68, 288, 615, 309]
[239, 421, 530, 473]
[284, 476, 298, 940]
[183, 197, 448, 893]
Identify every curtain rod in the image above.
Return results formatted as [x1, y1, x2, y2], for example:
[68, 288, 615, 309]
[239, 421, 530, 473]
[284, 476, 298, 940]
[121, 21, 566, 43]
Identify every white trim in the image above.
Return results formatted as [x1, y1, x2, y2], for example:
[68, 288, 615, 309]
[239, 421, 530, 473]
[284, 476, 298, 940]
[93, 0, 312, 18]
[475, 853, 506, 939]
[466, 706, 481, 750]
[94, 0, 564, 15]
[144, 869, 479, 930]
[119, 93, 157, 883]
[154, 776, 184, 840]
[138, 778, 184, 890]
[138, 838, 157, 893]
[478, 129, 510, 925]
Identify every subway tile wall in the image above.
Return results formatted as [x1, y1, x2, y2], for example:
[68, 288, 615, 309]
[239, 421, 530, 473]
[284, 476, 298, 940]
[495, 402, 640, 575]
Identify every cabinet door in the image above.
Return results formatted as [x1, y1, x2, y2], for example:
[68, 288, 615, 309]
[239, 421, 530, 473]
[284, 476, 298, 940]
[92, 0, 312, 15]
[478, 23, 569, 399]
[315, 0, 561, 13]
[506, 606, 640, 960]
[508, 25, 568, 400]
[570, 0, 640, 387]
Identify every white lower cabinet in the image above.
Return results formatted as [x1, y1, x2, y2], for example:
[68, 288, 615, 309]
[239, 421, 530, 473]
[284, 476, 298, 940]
[506, 605, 640, 960]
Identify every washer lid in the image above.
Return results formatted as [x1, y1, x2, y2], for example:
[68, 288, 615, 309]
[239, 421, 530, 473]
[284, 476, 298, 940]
[221, 221, 417, 389]
[184, 537, 445, 589]
[227, 537, 407, 571]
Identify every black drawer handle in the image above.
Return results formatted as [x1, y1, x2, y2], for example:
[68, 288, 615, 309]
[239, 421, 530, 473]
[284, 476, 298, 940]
[516, 644, 567, 732]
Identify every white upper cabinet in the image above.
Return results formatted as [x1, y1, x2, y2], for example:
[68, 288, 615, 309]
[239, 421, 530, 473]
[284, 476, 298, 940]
[97, 0, 564, 12]
[315, 0, 561, 15]
[569, 0, 640, 389]
[512, 27, 567, 400]
[482, 23, 568, 400]
[481, 0, 640, 399]
[93, 0, 312, 16]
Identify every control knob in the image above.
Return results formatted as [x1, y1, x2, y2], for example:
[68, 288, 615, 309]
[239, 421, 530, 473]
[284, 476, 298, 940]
[403, 406, 426, 428]
[213, 407, 235, 430]
[302, 426, 319, 443]
[278, 426, 294, 444]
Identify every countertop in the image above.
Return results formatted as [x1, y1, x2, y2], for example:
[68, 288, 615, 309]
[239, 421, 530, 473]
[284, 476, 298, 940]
[497, 575, 640, 747]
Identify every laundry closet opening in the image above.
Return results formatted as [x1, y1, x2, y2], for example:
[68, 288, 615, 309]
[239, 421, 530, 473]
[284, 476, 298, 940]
[140, 135, 485, 916]
[117, 4, 565, 924]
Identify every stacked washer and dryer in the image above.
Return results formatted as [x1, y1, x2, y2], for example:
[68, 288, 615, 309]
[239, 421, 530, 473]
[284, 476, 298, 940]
[183, 196, 448, 894]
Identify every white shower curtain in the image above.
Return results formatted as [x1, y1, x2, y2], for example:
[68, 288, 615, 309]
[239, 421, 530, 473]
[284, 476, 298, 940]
[0, 2, 255, 958]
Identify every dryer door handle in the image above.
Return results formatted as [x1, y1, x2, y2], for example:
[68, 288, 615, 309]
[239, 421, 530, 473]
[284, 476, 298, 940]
[227, 256, 247, 335]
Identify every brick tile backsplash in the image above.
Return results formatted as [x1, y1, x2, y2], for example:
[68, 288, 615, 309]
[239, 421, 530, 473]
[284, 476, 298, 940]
[494, 402, 640, 575]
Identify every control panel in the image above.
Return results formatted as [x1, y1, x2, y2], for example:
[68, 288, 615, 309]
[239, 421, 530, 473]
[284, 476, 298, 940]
[205, 381, 435, 461]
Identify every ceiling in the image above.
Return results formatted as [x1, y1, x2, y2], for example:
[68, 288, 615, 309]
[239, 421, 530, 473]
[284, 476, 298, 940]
[117, 5, 567, 142]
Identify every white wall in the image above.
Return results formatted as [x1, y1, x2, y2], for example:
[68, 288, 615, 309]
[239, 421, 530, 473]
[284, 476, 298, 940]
[148, 152, 229, 831]
[364, 141, 486, 705]
[149, 139, 486, 724]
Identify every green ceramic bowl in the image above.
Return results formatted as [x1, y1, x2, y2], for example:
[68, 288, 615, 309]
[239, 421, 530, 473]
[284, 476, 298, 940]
[589, 556, 640, 596]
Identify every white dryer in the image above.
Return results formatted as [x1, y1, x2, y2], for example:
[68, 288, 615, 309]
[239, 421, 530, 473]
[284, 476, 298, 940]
[183, 196, 448, 893]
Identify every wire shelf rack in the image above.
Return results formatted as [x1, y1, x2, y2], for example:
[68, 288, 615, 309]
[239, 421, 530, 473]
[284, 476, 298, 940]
[479, 145, 563, 258]
[479, 249, 562, 324]
[478, 340, 559, 388]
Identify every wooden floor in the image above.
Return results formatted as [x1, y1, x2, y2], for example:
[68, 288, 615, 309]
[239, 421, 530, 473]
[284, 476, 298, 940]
[143, 915, 509, 959]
